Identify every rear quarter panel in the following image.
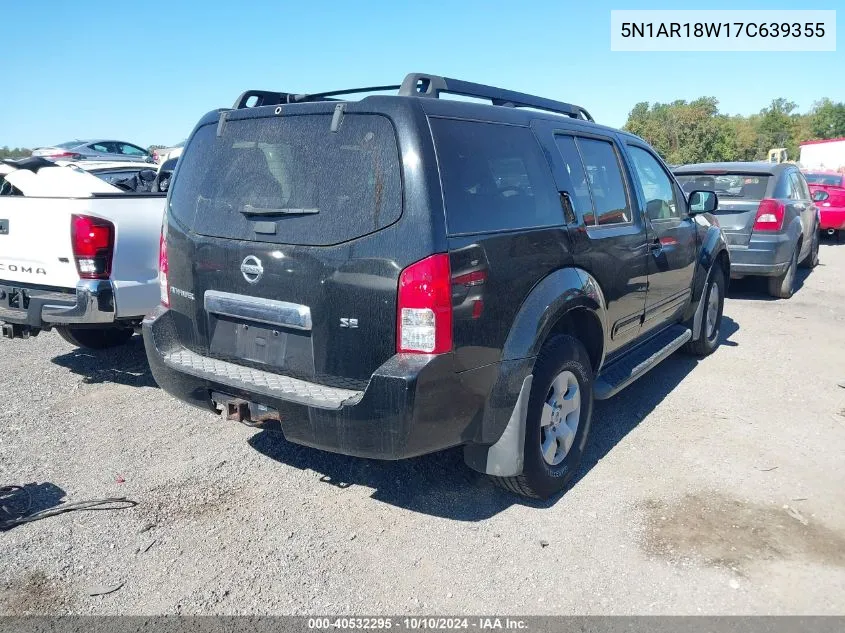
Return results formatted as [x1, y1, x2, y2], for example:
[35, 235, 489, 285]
[86, 195, 166, 317]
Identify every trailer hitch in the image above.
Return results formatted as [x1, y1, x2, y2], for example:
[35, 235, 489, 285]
[211, 392, 281, 427]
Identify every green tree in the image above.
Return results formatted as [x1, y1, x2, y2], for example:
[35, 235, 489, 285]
[758, 98, 799, 157]
[809, 98, 845, 139]
[0, 146, 33, 160]
[624, 98, 735, 164]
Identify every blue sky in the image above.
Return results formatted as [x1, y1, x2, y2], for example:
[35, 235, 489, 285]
[1, 0, 841, 148]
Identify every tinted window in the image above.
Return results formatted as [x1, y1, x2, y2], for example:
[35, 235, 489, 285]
[628, 146, 679, 220]
[787, 172, 802, 200]
[795, 172, 812, 200]
[576, 138, 631, 225]
[90, 143, 110, 153]
[676, 173, 770, 200]
[170, 113, 402, 246]
[554, 135, 594, 225]
[431, 119, 561, 234]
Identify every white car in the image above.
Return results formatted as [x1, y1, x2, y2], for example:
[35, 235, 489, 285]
[0, 159, 165, 348]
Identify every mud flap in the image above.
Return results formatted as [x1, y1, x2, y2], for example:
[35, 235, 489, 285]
[463, 375, 532, 477]
[691, 263, 716, 342]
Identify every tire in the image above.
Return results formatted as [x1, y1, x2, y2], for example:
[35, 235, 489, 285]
[56, 326, 134, 350]
[799, 228, 819, 269]
[684, 266, 725, 357]
[767, 245, 798, 299]
[492, 335, 594, 499]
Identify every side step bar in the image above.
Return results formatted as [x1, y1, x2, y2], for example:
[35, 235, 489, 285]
[593, 325, 692, 400]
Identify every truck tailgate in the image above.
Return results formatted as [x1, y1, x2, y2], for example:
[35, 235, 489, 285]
[0, 196, 82, 288]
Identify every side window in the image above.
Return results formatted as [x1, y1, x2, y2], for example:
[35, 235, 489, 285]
[627, 146, 679, 221]
[430, 119, 563, 234]
[554, 135, 595, 225]
[90, 143, 110, 153]
[795, 172, 812, 200]
[120, 144, 147, 156]
[787, 173, 802, 200]
[576, 138, 631, 226]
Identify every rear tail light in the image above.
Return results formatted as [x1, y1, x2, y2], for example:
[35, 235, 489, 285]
[71, 214, 114, 279]
[752, 199, 785, 232]
[48, 151, 82, 160]
[158, 224, 169, 307]
[397, 254, 452, 354]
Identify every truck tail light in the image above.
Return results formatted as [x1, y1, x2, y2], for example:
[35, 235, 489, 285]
[397, 254, 452, 354]
[753, 199, 786, 232]
[71, 214, 114, 279]
[158, 225, 169, 307]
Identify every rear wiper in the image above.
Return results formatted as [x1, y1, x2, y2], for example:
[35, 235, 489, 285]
[241, 205, 319, 216]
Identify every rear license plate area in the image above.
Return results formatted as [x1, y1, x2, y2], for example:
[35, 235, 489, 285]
[207, 314, 314, 374]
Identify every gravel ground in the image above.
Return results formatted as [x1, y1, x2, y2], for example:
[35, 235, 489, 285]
[1, 242, 844, 616]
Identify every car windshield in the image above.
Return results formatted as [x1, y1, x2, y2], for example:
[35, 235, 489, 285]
[675, 173, 770, 200]
[803, 173, 844, 186]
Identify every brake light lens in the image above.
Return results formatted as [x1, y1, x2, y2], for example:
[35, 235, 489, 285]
[47, 151, 82, 160]
[753, 199, 785, 232]
[158, 225, 169, 307]
[397, 254, 452, 354]
[71, 214, 114, 279]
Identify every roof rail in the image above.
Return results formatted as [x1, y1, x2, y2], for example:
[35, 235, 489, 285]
[233, 73, 593, 122]
[232, 85, 401, 109]
[398, 73, 593, 121]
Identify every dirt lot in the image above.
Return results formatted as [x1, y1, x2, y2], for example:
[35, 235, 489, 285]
[1, 242, 844, 616]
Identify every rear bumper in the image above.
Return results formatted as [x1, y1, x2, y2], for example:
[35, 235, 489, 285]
[142, 306, 485, 460]
[0, 279, 116, 328]
[727, 232, 795, 277]
[819, 208, 845, 231]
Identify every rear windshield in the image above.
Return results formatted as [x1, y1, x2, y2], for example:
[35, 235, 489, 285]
[803, 173, 843, 186]
[56, 141, 82, 149]
[169, 113, 402, 246]
[675, 173, 770, 200]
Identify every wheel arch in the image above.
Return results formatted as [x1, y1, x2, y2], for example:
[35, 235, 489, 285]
[501, 266, 608, 370]
[690, 225, 730, 341]
[464, 266, 607, 477]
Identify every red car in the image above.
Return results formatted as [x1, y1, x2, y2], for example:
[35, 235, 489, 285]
[803, 171, 845, 241]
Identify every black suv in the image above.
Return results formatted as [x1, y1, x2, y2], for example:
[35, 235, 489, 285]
[144, 73, 729, 499]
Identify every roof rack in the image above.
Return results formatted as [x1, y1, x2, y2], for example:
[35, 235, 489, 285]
[233, 73, 593, 122]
